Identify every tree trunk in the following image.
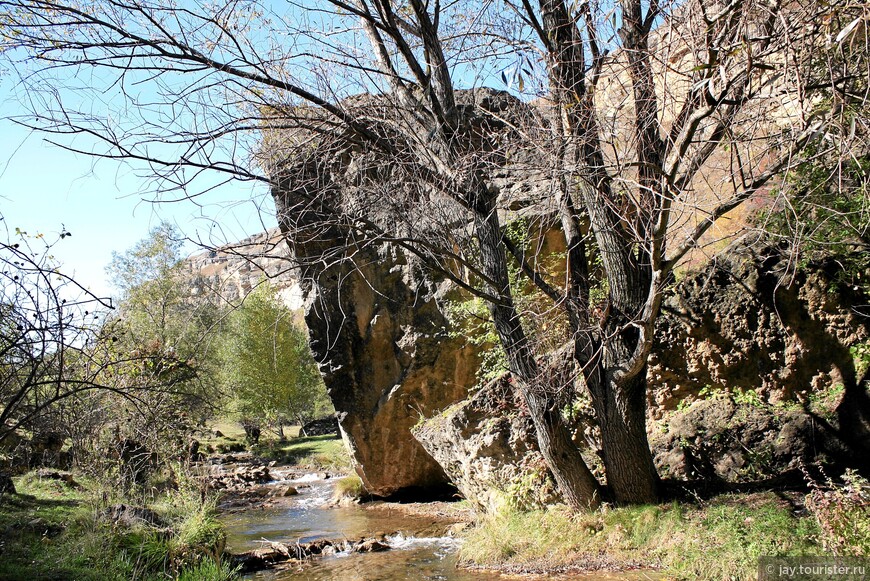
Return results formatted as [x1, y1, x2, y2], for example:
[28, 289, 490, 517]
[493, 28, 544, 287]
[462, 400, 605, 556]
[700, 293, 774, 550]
[593, 369, 658, 504]
[525, 389, 602, 509]
[471, 182, 602, 510]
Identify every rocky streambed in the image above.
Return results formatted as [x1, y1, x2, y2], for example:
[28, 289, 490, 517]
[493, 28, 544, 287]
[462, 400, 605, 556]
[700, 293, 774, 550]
[207, 458, 480, 580]
[206, 454, 664, 580]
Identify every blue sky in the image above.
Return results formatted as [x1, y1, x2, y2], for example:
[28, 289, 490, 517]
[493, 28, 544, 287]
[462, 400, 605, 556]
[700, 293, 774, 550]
[0, 91, 276, 298]
[0, 0, 555, 299]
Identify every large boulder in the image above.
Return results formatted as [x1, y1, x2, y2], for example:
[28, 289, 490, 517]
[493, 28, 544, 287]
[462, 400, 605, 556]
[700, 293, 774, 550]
[413, 377, 559, 513]
[269, 204, 478, 495]
[300, 416, 339, 437]
[300, 250, 477, 496]
[649, 239, 870, 458]
[650, 397, 850, 483]
[269, 90, 534, 496]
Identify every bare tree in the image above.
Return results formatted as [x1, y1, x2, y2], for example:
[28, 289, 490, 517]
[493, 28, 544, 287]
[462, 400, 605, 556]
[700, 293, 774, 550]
[1, 0, 866, 507]
[0, 221, 111, 446]
[0, 219, 212, 472]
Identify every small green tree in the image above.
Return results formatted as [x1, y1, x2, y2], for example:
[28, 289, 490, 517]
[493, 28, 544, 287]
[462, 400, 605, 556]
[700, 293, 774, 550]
[99, 223, 223, 473]
[107, 222, 219, 355]
[219, 283, 328, 439]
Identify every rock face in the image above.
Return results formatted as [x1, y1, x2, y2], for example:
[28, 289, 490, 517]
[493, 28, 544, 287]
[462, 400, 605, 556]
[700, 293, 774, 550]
[649, 239, 870, 410]
[184, 228, 304, 309]
[650, 397, 849, 482]
[288, 244, 478, 496]
[183, 226, 478, 495]
[649, 239, 870, 460]
[413, 377, 559, 513]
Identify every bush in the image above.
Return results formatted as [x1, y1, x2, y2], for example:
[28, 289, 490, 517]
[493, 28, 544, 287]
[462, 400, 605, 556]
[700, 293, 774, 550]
[806, 469, 870, 556]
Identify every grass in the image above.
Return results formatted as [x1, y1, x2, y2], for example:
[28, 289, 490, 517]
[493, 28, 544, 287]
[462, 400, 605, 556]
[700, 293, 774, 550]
[202, 420, 351, 474]
[205, 420, 245, 440]
[257, 434, 352, 472]
[332, 475, 367, 503]
[0, 470, 238, 581]
[459, 493, 829, 580]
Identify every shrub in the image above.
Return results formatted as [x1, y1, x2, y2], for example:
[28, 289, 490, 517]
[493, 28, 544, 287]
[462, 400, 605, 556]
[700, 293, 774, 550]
[806, 469, 870, 556]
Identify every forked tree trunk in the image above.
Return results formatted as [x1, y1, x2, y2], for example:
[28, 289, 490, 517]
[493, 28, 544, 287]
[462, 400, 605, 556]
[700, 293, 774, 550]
[472, 186, 602, 510]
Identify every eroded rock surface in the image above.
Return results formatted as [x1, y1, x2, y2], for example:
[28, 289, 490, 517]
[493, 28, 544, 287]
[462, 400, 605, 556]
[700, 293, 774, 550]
[649, 239, 870, 462]
[413, 377, 559, 513]
[650, 239, 869, 410]
[650, 397, 850, 482]
[269, 225, 478, 496]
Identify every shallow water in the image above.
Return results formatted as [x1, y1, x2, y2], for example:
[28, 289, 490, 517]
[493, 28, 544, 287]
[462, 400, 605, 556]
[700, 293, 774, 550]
[221, 474, 662, 581]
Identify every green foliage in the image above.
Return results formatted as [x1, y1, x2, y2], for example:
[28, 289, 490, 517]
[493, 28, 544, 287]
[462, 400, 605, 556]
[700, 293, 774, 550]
[444, 295, 509, 385]
[504, 454, 557, 512]
[107, 223, 221, 368]
[175, 559, 239, 581]
[217, 282, 330, 431]
[58, 222, 229, 483]
[731, 387, 765, 408]
[851, 342, 870, 378]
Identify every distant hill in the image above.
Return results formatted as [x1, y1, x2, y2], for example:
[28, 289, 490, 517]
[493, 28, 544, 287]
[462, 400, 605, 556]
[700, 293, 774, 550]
[182, 228, 304, 311]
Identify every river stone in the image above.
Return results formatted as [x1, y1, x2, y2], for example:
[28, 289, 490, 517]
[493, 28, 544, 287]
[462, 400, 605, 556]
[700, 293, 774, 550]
[352, 539, 389, 553]
[413, 376, 560, 513]
[279, 485, 299, 497]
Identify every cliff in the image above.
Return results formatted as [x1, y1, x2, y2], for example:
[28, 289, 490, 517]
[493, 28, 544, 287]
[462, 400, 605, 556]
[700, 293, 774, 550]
[182, 229, 303, 310]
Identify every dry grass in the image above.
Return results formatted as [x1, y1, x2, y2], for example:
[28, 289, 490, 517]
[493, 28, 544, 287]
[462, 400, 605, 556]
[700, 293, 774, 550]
[459, 493, 825, 580]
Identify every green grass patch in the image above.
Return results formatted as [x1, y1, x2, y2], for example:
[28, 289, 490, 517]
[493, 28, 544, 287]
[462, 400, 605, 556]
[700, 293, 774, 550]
[207, 421, 248, 441]
[0, 470, 238, 581]
[459, 493, 827, 580]
[332, 475, 367, 503]
[257, 434, 351, 472]
[202, 421, 302, 454]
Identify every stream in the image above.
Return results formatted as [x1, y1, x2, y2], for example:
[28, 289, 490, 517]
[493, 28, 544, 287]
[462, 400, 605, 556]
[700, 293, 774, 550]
[220, 471, 662, 581]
